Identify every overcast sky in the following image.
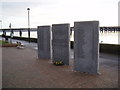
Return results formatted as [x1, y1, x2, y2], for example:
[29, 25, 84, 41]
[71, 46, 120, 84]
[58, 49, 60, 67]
[0, 0, 119, 28]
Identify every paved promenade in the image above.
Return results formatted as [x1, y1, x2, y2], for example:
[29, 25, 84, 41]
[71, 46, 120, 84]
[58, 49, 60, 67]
[2, 43, 119, 88]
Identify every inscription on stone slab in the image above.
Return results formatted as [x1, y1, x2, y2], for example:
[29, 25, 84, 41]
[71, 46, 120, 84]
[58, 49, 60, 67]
[37, 26, 51, 59]
[52, 24, 70, 65]
[74, 21, 99, 74]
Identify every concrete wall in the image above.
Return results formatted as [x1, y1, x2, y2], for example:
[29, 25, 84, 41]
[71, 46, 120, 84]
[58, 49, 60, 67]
[37, 26, 51, 59]
[2, 35, 119, 55]
[52, 24, 70, 65]
[74, 21, 99, 74]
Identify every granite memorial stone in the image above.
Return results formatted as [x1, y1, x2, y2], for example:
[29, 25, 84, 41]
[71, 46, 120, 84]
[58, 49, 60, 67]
[52, 24, 70, 65]
[74, 21, 99, 74]
[37, 26, 51, 59]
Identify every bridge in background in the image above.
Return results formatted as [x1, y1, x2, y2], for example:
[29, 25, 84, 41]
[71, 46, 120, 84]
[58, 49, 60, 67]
[0, 26, 120, 37]
[0, 26, 120, 31]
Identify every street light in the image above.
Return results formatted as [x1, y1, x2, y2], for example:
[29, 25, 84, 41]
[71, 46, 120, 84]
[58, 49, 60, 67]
[27, 8, 30, 43]
[9, 23, 13, 43]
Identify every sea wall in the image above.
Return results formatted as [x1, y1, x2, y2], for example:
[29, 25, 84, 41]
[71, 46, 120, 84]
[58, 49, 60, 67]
[71, 41, 119, 55]
[1, 36, 119, 55]
[1, 36, 37, 43]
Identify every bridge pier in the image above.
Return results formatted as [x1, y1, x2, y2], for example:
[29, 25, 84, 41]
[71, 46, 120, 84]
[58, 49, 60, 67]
[19, 30, 22, 37]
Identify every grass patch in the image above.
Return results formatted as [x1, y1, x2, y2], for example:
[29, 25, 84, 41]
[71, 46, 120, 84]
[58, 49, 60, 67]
[0, 40, 9, 44]
[0, 40, 18, 47]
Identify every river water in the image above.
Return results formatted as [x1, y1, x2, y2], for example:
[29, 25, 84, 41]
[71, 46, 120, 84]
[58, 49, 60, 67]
[0, 31, 119, 45]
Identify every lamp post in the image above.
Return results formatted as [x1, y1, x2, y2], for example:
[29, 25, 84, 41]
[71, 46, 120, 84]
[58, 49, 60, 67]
[9, 23, 13, 43]
[27, 8, 30, 43]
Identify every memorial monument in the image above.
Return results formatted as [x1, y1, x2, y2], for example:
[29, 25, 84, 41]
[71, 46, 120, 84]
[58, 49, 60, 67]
[74, 21, 99, 74]
[52, 24, 70, 65]
[37, 26, 51, 59]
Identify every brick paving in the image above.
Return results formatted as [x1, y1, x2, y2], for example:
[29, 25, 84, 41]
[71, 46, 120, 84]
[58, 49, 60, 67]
[2, 47, 119, 88]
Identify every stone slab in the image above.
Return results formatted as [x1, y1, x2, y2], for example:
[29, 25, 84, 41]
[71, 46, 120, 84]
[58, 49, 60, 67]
[37, 26, 51, 59]
[52, 24, 70, 65]
[74, 21, 99, 74]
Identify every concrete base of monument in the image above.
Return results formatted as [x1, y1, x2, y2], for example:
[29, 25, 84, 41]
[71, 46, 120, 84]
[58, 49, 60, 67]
[73, 70, 101, 75]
